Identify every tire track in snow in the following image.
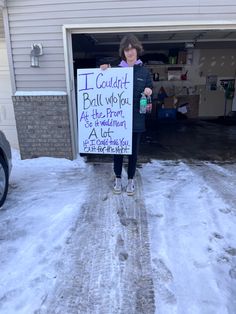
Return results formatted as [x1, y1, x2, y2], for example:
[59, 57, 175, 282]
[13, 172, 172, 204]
[116, 172, 155, 314]
[42, 163, 155, 314]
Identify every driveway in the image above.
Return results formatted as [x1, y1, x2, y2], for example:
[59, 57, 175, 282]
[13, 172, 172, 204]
[0, 147, 236, 314]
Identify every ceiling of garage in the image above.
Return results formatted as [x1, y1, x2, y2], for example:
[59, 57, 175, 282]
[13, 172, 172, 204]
[72, 30, 236, 54]
[89, 30, 236, 45]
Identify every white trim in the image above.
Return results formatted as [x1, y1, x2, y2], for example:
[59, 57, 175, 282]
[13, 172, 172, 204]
[68, 30, 78, 157]
[14, 91, 67, 96]
[2, 6, 16, 93]
[65, 21, 236, 33]
[62, 26, 77, 159]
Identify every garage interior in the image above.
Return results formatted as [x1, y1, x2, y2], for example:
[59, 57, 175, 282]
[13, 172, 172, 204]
[72, 30, 236, 161]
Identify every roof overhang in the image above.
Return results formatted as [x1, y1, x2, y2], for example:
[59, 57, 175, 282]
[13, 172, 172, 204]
[0, 0, 6, 9]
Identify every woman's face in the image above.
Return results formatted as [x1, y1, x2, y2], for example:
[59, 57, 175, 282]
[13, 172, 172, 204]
[124, 44, 137, 64]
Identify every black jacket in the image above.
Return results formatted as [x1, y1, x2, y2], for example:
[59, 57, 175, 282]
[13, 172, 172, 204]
[130, 64, 153, 132]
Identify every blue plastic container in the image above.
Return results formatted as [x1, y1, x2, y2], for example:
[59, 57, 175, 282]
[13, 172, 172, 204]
[158, 108, 177, 119]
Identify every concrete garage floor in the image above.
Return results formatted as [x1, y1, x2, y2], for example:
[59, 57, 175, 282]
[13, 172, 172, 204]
[85, 119, 236, 163]
[141, 119, 236, 162]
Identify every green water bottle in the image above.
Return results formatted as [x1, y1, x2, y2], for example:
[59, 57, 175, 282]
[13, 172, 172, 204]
[140, 93, 147, 114]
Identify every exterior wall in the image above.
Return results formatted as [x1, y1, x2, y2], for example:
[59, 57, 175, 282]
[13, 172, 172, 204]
[6, 0, 236, 92]
[0, 39, 19, 148]
[12, 95, 73, 159]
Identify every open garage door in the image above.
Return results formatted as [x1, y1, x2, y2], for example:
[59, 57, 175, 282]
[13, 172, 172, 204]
[0, 39, 18, 148]
[71, 29, 236, 161]
[72, 30, 236, 124]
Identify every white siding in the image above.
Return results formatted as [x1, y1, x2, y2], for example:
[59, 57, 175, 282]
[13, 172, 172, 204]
[0, 39, 18, 148]
[6, 0, 236, 91]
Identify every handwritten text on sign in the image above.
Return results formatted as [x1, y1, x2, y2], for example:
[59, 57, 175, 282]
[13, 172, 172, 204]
[77, 67, 133, 154]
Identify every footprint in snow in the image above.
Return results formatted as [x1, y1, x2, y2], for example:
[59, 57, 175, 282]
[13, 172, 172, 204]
[224, 247, 236, 256]
[229, 267, 236, 279]
[218, 207, 231, 214]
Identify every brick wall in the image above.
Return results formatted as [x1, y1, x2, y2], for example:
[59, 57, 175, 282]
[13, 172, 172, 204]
[12, 95, 73, 160]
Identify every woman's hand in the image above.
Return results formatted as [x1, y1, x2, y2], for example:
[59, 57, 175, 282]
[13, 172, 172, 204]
[100, 64, 111, 70]
[144, 87, 152, 97]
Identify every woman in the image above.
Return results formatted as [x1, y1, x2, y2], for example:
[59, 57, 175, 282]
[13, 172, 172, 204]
[101, 34, 153, 196]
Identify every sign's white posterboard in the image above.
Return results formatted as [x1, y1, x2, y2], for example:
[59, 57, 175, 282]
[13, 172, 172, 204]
[77, 67, 133, 154]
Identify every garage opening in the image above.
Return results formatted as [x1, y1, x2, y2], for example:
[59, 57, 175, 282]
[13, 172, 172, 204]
[72, 30, 236, 161]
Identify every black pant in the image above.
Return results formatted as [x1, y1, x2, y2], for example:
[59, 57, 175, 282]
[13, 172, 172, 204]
[114, 132, 141, 179]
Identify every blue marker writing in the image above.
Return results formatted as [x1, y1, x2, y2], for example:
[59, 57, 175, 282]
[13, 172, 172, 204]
[78, 72, 94, 92]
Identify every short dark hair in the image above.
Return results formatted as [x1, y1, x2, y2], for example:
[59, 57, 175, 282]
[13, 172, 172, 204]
[119, 34, 144, 60]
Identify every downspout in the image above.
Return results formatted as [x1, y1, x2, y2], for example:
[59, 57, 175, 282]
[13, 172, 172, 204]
[1, 0, 16, 93]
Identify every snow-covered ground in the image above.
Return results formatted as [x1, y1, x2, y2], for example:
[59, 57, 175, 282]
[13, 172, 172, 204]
[140, 161, 236, 314]
[0, 150, 90, 313]
[0, 150, 236, 313]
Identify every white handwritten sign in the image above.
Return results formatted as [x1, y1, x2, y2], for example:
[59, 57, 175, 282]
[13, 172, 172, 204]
[77, 67, 133, 154]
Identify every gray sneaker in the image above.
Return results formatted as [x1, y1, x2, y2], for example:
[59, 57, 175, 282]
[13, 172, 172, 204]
[114, 178, 122, 194]
[126, 179, 135, 196]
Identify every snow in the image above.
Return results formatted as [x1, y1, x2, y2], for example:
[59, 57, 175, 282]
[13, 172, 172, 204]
[0, 150, 90, 313]
[14, 91, 67, 96]
[140, 160, 236, 314]
[1, 150, 236, 313]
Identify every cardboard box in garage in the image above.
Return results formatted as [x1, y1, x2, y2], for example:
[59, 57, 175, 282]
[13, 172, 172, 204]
[164, 96, 177, 108]
[177, 95, 200, 118]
